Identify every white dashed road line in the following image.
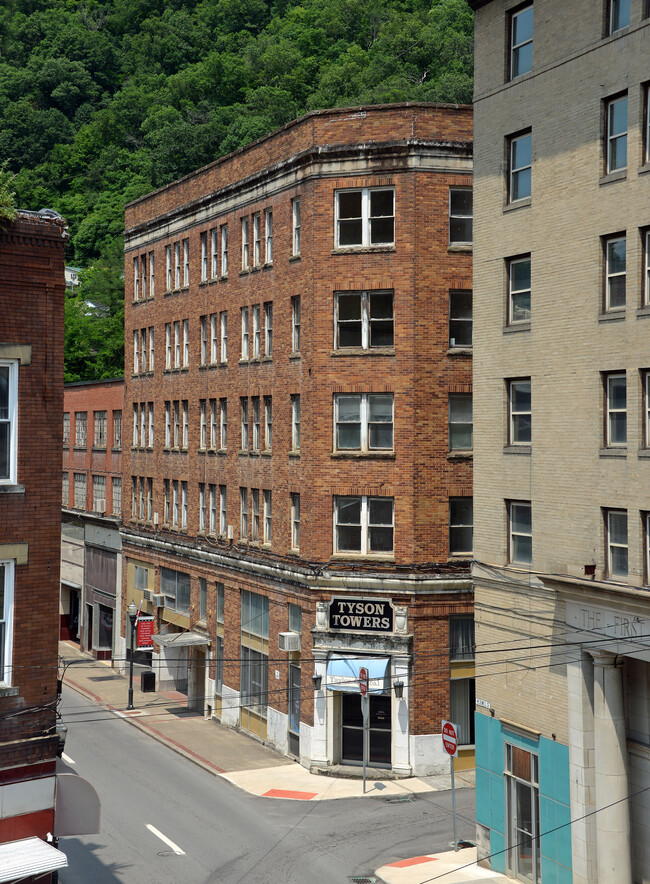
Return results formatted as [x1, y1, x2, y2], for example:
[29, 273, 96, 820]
[146, 823, 185, 855]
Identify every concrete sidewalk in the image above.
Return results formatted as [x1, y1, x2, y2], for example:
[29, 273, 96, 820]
[376, 847, 509, 884]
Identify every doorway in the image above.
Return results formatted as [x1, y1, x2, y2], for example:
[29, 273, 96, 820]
[288, 664, 301, 758]
[505, 743, 540, 883]
[341, 693, 391, 767]
[84, 603, 93, 653]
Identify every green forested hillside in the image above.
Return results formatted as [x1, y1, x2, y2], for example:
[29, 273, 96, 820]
[0, 0, 473, 379]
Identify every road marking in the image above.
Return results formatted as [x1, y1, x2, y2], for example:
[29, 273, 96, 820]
[146, 824, 185, 855]
[61, 753, 75, 765]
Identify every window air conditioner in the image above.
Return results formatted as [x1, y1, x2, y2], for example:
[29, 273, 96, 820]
[278, 632, 301, 652]
[153, 593, 165, 608]
[142, 589, 153, 603]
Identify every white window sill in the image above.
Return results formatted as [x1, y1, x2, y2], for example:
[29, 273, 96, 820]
[503, 321, 531, 334]
[600, 169, 627, 185]
[0, 685, 18, 697]
[504, 197, 531, 212]
[503, 445, 531, 456]
[0, 484, 24, 494]
[598, 310, 626, 322]
[331, 451, 396, 460]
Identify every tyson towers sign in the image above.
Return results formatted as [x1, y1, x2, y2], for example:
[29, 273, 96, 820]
[328, 597, 394, 633]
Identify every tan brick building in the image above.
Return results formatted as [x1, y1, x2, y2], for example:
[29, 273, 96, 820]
[469, 2, 650, 882]
[122, 103, 475, 775]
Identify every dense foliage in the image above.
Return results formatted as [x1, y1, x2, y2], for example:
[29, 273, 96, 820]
[0, 0, 473, 380]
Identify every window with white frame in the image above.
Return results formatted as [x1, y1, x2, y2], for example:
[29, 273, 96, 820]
[147, 478, 152, 521]
[62, 472, 69, 506]
[645, 371, 650, 447]
[509, 131, 532, 201]
[161, 567, 191, 613]
[173, 400, 180, 448]
[172, 479, 179, 526]
[133, 256, 139, 300]
[211, 229, 218, 278]
[210, 399, 217, 449]
[132, 404, 138, 447]
[449, 497, 473, 556]
[334, 393, 393, 451]
[148, 326, 154, 370]
[289, 603, 302, 634]
[253, 213, 261, 267]
[200, 399, 207, 449]
[264, 397, 272, 450]
[509, 501, 532, 566]
[163, 479, 170, 524]
[335, 187, 394, 248]
[149, 251, 155, 297]
[199, 483, 206, 533]
[252, 397, 260, 451]
[141, 327, 147, 372]
[334, 495, 394, 555]
[605, 508, 628, 578]
[335, 290, 394, 350]
[113, 410, 122, 449]
[265, 209, 273, 263]
[645, 86, 650, 166]
[645, 512, 650, 584]
[291, 493, 300, 550]
[75, 411, 87, 448]
[164, 401, 171, 448]
[112, 477, 121, 515]
[220, 398, 227, 449]
[510, 4, 533, 79]
[209, 484, 217, 534]
[0, 562, 14, 684]
[165, 323, 171, 368]
[201, 232, 208, 281]
[263, 489, 272, 544]
[241, 217, 249, 270]
[63, 412, 70, 446]
[220, 311, 228, 362]
[605, 235, 626, 310]
[241, 398, 249, 450]
[241, 307, 249, 359]
[291, 395, 300, 451]
[609, 0, 630, 34]
[199, 577, 207, 621]
[140, 402, 146, 448]
[182, 400, 188, 449]
[252, 304, 261, 358]
[645, 229, 650, 305]
[450, 615, 475, 661]
[183, 319, 189, 367]
[606, 94, 628, 174]
[74, 472, 86, 509]
[140, 253, 147, 299]
[264, 303, 273, 356]
[148, 404, 154, 447]
[252, 489, 260, 541]
[174, 241, 181, 289]
[133, 330, 139, 373]
[292, 197, 301, 256]
[94, 411, 107, 448]
[449, 189, 473, 244]
[93, 475, 106, 512]
[221, 224, 228, 276]
[291, 296, 301, 353]
[183, 238, 189, 286]
[131, 476, 137, 518]
[174, 320, 181, 367]
[448, 394, 473, 451]
[219, 485, 227, 535]
[181, 481, 188, 529]
[508, 256, 531, 324]
[449, 290, 472, 347]
[508, 379, 531, 445]
[605, 372, 627, 446]
[210, 313, 218, 364]
[240, 487, 248, 539]
[200, 315, 207, 365]
[166, 245, 172, 291]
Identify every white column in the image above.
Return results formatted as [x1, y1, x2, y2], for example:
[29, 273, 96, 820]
[590, 650, 632, 883]
[391, 655, 411, 775]
[310, 651, 329, 768]
[566, 649, 596, 884]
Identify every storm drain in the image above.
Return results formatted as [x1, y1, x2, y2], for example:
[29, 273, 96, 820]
[385, 795, 416, 804]
[349, 877, 377, 883]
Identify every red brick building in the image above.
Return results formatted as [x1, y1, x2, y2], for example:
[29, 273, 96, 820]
[122, 103, 475, 775]
[61, 379, 123, 660]
[0, 210, 68, 878]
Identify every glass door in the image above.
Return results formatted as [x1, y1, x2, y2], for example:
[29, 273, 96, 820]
[505, 743, 540, 883]
[288, 664, 301, 758]
[341, 694, 391, 767]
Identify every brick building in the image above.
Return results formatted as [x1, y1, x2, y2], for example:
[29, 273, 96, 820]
[469, 2, 650, 882]
[61, 379, 124, 661]
[122, 103, 475, 775]
[0, 210, 68, 878]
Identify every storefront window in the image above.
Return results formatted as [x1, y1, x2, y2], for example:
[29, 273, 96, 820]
[240, 590, 269, 738]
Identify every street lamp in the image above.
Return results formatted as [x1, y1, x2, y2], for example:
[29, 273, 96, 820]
[126, 601, 138, 710]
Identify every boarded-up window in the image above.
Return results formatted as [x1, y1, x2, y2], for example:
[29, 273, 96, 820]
[85, 546, 117, 596]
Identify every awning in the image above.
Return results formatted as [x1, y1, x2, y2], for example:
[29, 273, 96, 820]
[153, 632, 210, 648]
[0, 837, 68, 883]
[326, 655, 390, 694]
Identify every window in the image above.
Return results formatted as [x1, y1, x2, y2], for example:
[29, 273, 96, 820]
[219, 485, 227, 535]
[291, 197, 301, 256]
[220, 311, 228, 362]
[113, 411, 122, 449]
[508, 379, 531, 445]
[172, 479, 179, 527]
[221, 224, 228, 277]
[181, 481, 188, 529]
[449, 189, 473, 244]
[606, 94, 628, 173]
[164, 402, 171, 447]
[240, 488, 248, 539]
[173, 401, 180, 448]
[335, 290, 394, 350]
[241, 217, 249, 270]
[75, 412, 87, 447]
[210, 399, 217, 449]
[334, 496, 394, 555]
[449, 290, 472, 347]
[174, 320, 181, 367]
[291, 296, 301, 353]
[209, 484, 217, 534]
[252, 489, 260, 541]
[334, 393, 393, 451]
[210, 314, 218, 364]
[335, 188, 394, 248]
[93, 411, 107, 449]
[252, 397, 260, 451]
[183, 319, 189, 367]
[605, 372, 627, 445]
[448, 394, 473, 451]
[264, 397, 272, 450]
[240, 591, 269, 732]
[133, 256, 139, 300]
[93, 475, 106, 512]
[645, 229, 650, 305]
[509, 131, 532, 201]
[200, 400, 207, 449]
[609, 0, 630, 33]
[199, 577, 207, 621]
[133, 330, 140, 374]
[289, 603, 302, 634]
[291, 493, 300, 550]
[132, 404, 138, 447]
[149, 327, 154, 371]
[645, 371, 650, 446]
[605, 509, 628, 578]
[200, 315, 208, 365]
[62, 472, 69, 507]
[63, 412, 70, 446]
[149, 252, 155, 297]
[241, 398, 249, 450]
[199, 484, 206, 533]
[147, 404, 154, 448]
[165, 245, 172, 291]
[253, 213, 261, 267]
[147, 478, 152, 521]
[645, 513, 650, 583]
[605, 235, 626, 309]
[201, 232, 208, 281]
[165, 323, 172, 368]
[263, 490, 272, 544]
[265, 209, 273, 263]
[509, 501, 532, 565]
[163, 479, 170, 524]
[264, 303, 273, 356]
[645, 86, 650, 165]
[112, 477, 121, 515]
[220, 399, 227, 450]
[291, 395, 300, 451]
[252, 304, 261, 357]
[74, 472, 86, 509]
[0, 562, 14, 684]
[160, 567, 191, 613]
[510, 4, 533, 79]
[241, 307, 249, 359]
[140, 402, 146, 448]
[508, 256, 531, 324]
[450, 615, 475, 661]
[182, 400, 188, 449]
[449, 498, 473, 556]
[183, 238, 189, 286]
[450, 677, 476, 746]
[141, 328, 146, 373]
[174, 242, 181, 289]
[211, 229, 218, 279]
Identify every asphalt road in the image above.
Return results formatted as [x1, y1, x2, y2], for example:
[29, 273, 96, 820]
[58, 686, 475, 884]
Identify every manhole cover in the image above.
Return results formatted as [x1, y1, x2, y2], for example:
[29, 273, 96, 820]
[386, 795, 415, 804]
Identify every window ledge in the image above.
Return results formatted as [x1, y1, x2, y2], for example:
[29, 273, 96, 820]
[503, 197, 531, 213]
[447, 243, 472, 253]
[249, 450, 260, 458]
[0, 484, 25, 494]
[263, 262, 273, 270]
[238, 450, 249, 456]
[73, 446, 87, 452]
[239, 359, 249, 366]
[447, 451, 473, 461]
[600, 169, 627, 185]
[447, 554, 473, 563]
[91, 447, 107, 453]
[636, 305, 650, 319]
[330, 348, 395, 358]
[249, 357, 261, 364]
[261, 542, 272, 549]
[599, 447, 627, 457]
[638, 448, 650, 458]
[330, 553, 396, 562]
[598, 310, 626, 323]
[288, 451, 300, 458]
[239, 269, 250, 276]
[286, 549, 300, 557]
[639, 163, 650, 177]
[198, 280, 208, 287]
[0, 685, 19, 697]
[331, 451, 396, 460]
[217, 449, 227, 456]
[289, 353, 301, 360]
[218, 361, 228, 368]
[447, 347, 473, 356]
[289, 254, 301, 262]
[503, 321, 531, 334]
[261, 450, 272, 457]
[111, 447, 121, 454]
[503, 445, 531, 455]
[251, 265, 262, 273]
[331, 246, 396, 255]
[261, 356, 273, 363]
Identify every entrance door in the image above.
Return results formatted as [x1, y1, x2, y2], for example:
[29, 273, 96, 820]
[84, 603, 93, 653]
[341, 693, 391, 767]
[288, 664, 301, 758]
[505, 743, 540, 883]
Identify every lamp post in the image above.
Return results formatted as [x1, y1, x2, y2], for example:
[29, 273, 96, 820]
[126, 602, 137, 710]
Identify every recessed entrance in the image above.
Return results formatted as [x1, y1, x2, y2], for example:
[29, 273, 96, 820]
[341, 693, 391, 767]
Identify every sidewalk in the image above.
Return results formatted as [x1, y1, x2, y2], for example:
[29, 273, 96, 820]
[376, 847, 509, 884]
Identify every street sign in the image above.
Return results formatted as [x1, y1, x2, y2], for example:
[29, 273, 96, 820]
[136, 616, 155, 650]
[359, 666, 369, 696]
[442, 720, 459, 758]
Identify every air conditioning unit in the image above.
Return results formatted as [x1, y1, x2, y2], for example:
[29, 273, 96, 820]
[279, 632, 301, 652]
[96, 500, 106, 514]
[142, 589, 153, 603]
[153, 593, 165, 608]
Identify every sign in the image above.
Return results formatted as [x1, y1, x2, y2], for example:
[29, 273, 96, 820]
[136, 616, 155, 650]
[442, 720, 459, 757]
[476, 698, 491, 710]
[328, 597, 394, 633]
[359, 666, 368, 696]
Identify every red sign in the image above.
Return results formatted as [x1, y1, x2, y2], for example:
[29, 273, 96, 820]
[359, 666, 369, 696]
[442, 720, 459, 757]
[136, 616, 155, 650]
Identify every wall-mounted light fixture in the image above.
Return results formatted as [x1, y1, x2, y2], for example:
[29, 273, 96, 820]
[312, 673, 322, 691]
[393, 679, 404, 699]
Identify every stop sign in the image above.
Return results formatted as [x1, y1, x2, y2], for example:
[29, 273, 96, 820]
[442, 720, 459, 757]
[359, 667, 369, 696]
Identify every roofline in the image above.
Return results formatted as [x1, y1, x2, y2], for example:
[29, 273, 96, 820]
[466, 0, 492, 8]
[64, 377, 124, 389]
